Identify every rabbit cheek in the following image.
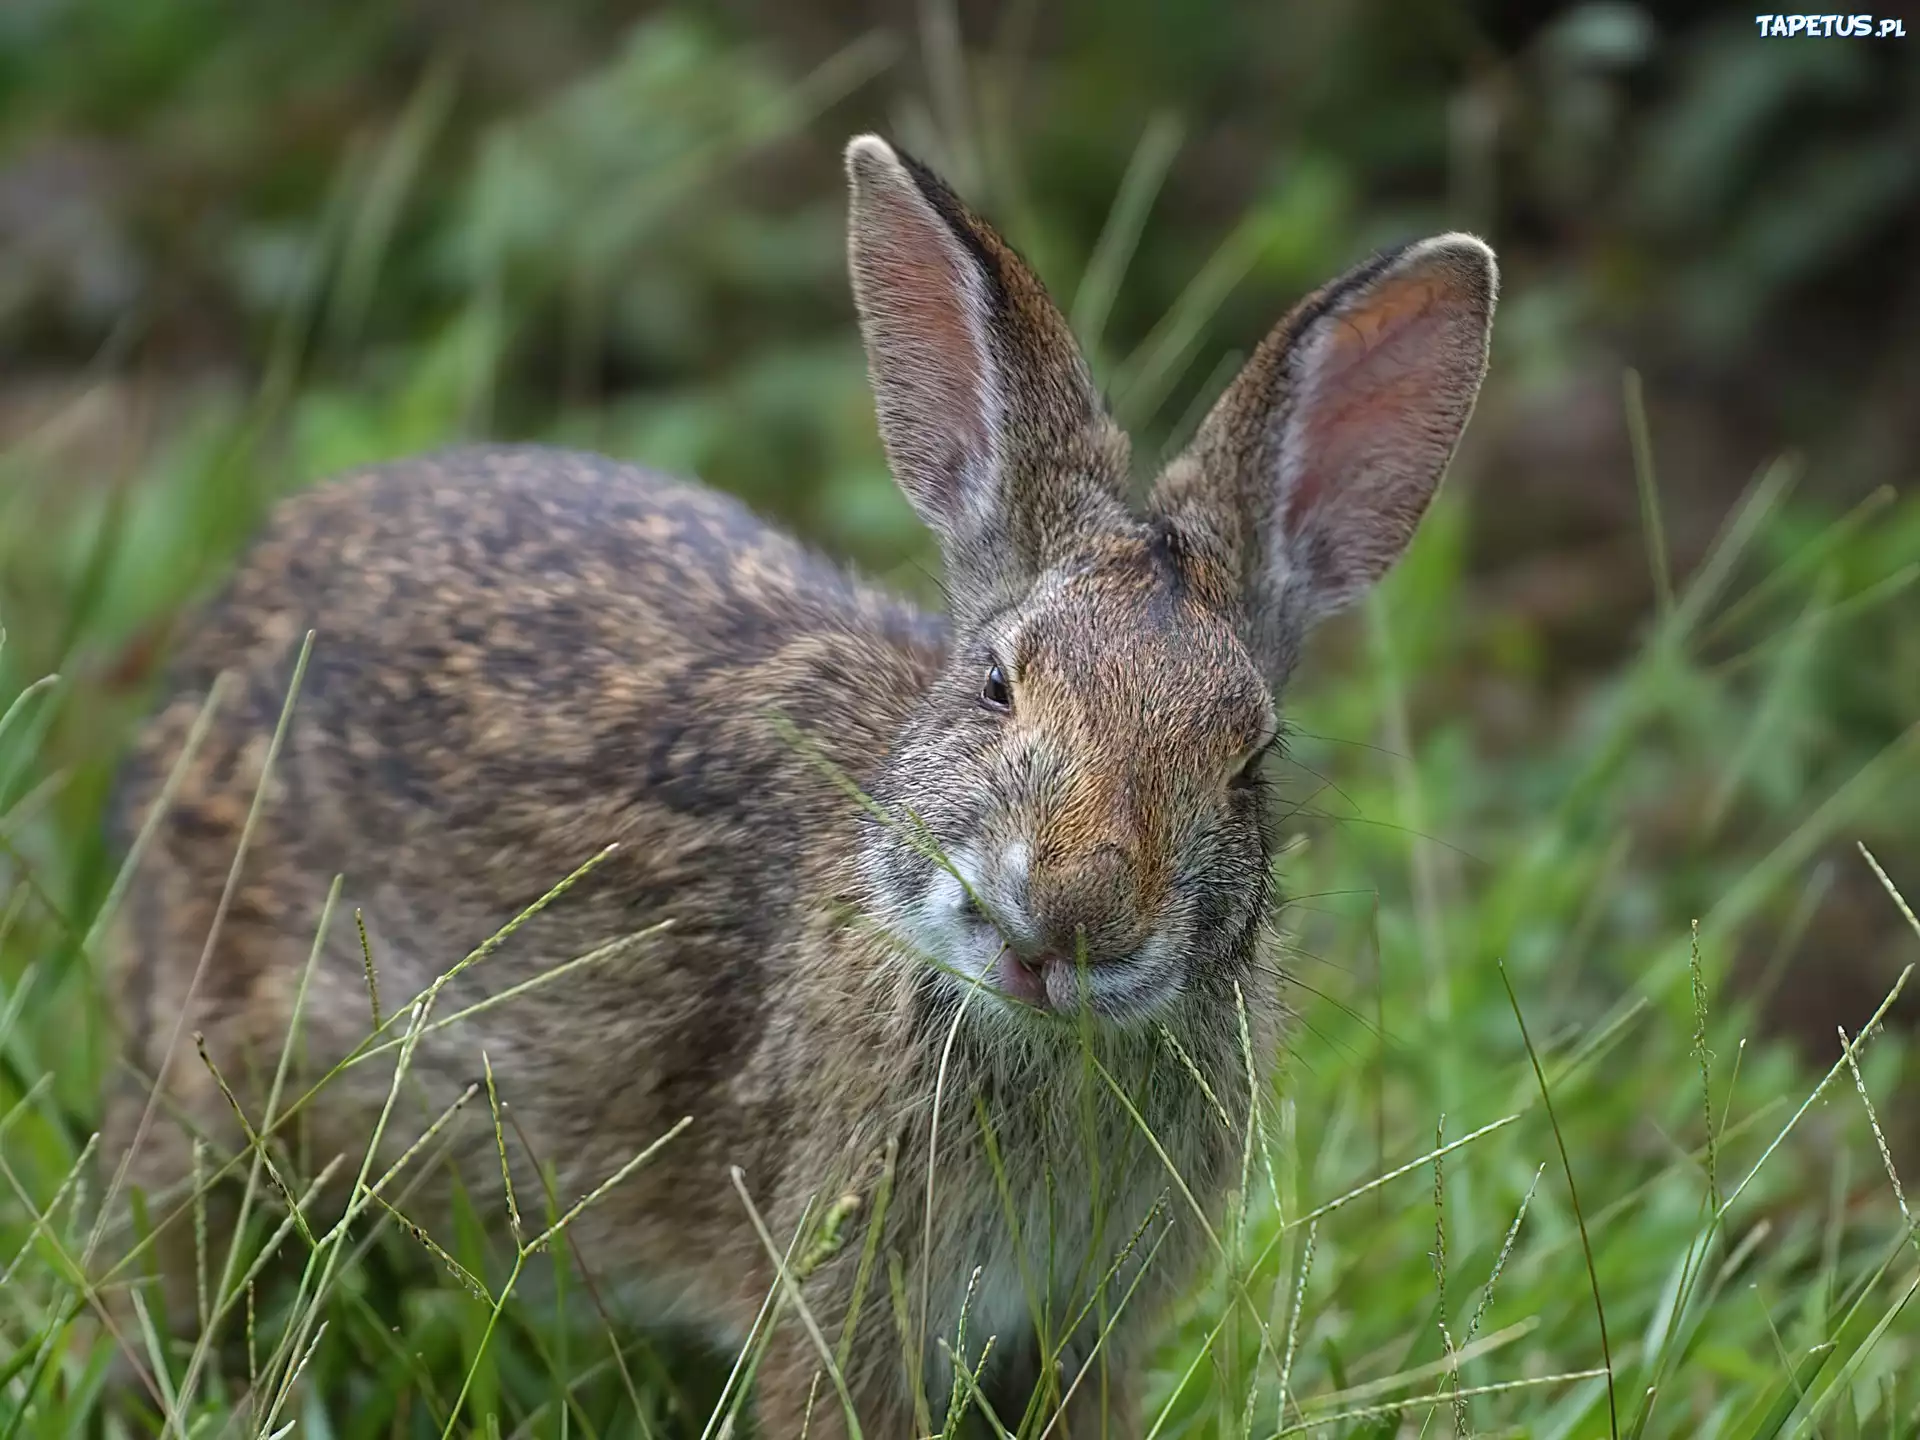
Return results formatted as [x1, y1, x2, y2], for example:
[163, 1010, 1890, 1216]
[883, 840, 1006, 986]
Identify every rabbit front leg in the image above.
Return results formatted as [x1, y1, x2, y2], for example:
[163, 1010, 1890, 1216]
[752, 1324, 924, 1439]
[989, 1338, 1138, 1440]
[1054, 1363, 1142, 1440]
[748, 1258, 957, 1439]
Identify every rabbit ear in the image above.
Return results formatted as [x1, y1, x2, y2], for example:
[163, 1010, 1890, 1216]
[1149, 234, 1497, 678]
[845, 135, 1129, 619]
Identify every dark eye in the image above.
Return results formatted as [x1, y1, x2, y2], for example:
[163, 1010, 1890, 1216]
[981, 662, 1012, 712]
[1233, 738, 1275, 790]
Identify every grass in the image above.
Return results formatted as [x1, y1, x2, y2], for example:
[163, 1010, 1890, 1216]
[4, 415, 1918, 1440]
[4, 15, 1920, 1437]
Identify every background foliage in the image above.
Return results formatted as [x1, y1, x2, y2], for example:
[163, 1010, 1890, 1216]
[1, 1, 1917, 1435]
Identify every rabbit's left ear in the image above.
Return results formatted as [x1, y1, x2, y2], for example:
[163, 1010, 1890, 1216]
[1150, 235, 1497, 678]
[845, 135, 1130, 620]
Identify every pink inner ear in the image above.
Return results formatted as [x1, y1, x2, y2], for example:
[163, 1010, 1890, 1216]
[857, 179, 998, 493]
[1281, 272, 1478, 594]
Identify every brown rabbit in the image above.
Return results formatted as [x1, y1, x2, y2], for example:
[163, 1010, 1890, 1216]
[98, 134, 1497, 1436]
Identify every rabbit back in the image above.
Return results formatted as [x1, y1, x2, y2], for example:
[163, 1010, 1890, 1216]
[102, 445, 948, 1325]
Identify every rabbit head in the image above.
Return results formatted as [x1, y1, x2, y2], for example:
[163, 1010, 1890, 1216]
[845, 135, 1496, 1026]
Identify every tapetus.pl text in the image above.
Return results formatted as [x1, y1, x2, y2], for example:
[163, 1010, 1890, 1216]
[1754, 13, 1906, 36]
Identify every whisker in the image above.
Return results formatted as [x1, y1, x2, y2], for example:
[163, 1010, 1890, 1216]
[1272, 753, 1363, 820]
[1285, 728, 1415, 763]
[1283, 812, 1491, 866]
[1281, 977, 1395, 1049]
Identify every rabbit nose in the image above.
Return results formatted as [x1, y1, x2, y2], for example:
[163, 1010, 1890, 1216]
[1027, 843, 1145, 965]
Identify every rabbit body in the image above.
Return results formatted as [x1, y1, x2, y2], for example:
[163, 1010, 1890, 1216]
[102, 134, 1497, 1436]
[105, 447, 1242, 1433]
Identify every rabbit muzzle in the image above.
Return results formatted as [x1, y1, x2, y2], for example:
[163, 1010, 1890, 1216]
[953, 838, 1182, 1020]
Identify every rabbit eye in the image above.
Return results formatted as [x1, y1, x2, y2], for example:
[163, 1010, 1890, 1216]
[1233, 737, 1276, 790]
[981, 663, 1012, 713]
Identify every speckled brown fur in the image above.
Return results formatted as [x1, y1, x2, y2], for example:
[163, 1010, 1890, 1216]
[100, 136, 1496, 1435]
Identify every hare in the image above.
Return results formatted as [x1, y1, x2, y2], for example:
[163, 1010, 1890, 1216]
[98, 134, 1497, 1436]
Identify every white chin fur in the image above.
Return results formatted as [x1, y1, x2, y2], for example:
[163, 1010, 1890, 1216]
[898, 842, 1001, 986]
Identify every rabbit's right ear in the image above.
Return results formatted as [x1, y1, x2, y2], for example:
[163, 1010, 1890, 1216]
[845, 135, 1129, 620]
[1149, 235, 1497, 682]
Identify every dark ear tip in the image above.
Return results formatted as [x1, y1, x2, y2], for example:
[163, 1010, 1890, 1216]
[1397, 232, 1500, 309]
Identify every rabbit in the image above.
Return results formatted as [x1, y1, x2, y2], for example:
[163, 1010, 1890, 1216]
[96, 133, 1497, 1436]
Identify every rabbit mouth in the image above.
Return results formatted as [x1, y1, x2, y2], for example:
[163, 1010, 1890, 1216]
[989, 942, 1178, 1022]
[992, 944, 1052, 1007]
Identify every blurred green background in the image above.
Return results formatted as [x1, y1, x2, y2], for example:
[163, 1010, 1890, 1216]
[2, 1, 1919, 1435]
[4, 0, 1915, 1066]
